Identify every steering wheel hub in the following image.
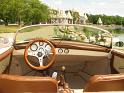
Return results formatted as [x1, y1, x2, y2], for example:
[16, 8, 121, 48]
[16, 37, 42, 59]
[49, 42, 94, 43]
[37, 52, 43, 57]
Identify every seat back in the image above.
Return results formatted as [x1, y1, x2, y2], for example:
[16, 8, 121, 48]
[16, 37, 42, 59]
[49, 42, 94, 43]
[0, 74, 58, 93]
[84, 74, 124, 92]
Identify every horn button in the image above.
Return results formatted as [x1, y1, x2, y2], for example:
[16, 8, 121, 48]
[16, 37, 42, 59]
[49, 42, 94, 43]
[37, 52, 43, 57]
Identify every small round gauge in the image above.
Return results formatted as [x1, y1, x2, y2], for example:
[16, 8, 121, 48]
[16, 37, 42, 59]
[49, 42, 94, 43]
[30, 44, 38, 51]
[58, 48, 63, 53]
[39, 42, 44, 46]
[64, 49, 69, 54]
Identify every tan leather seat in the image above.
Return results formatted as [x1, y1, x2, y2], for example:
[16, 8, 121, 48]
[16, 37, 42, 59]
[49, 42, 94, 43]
[84, 74, 124, 92]
[0, 74, 58, 93]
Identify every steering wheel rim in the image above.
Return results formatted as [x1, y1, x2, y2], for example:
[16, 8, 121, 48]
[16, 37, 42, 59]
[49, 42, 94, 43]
[24, 39, 56, 70]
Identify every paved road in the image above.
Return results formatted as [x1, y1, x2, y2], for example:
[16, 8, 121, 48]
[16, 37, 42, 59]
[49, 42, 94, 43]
[0, 33, 15, 38]
[16, 26, 55, 42]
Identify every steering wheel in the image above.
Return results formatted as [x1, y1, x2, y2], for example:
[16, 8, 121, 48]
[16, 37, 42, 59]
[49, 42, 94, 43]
[24, 39, 56, 70]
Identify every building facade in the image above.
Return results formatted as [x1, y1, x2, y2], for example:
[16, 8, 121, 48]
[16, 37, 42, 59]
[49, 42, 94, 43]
[50, 10, 73, 24]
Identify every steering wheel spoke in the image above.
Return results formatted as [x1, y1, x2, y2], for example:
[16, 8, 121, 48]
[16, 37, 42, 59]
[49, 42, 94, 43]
[38, 57, 44, 66]
[28, 50, 38, 57]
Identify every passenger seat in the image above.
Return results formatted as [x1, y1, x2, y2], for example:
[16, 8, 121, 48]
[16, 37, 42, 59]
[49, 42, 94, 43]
[84, 74, 124, 92]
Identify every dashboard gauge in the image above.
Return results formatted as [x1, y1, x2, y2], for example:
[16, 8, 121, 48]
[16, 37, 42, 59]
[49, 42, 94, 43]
[64, 49, 69, 54]
[30, 44, 38, 51]
[58, 48, 63, 53]
[45, 45, 51, 53]
[39, 42, 44, 46]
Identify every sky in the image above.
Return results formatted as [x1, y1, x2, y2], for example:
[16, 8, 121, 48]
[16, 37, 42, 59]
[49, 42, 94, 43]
[42, 0, 124, 16]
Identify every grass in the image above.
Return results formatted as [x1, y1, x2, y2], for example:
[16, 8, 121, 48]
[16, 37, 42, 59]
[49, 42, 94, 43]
[0, 25, 20, 33]
[109, 29, 124, 35]
[20, 26, 42, 33]
[0, 25, 42, 33]
[15, 26, 55, 42]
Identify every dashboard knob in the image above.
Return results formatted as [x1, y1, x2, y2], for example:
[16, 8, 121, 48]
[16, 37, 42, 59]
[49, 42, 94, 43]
[64, 49, 69, 54]
[58, 48, 63, 53]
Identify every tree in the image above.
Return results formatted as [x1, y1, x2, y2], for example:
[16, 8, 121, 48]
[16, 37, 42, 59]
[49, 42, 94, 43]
[69, 10, 80, 24]
[0, 0, 12, 25]
[83, 27, 93, 42]
[24, 0, 50, 24]
[0, 0, 50, 25]
[88, 14, 124, 25]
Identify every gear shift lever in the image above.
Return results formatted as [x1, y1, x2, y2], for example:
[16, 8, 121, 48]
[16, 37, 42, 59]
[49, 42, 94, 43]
[62, 66, 66, 71]
[62, 66, 66, 76]
[59, 66, 72, 93]
[59, 66, 66, 86]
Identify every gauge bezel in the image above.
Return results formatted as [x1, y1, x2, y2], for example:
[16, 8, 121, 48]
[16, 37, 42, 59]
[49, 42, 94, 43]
[64, 49, 69, 54]
[30, 44, 38, 51]
[58, 48, 63, 53]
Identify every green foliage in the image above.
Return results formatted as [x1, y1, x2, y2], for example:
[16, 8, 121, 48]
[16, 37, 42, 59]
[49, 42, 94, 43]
[109, 28, 124, 35]
[0, 25, 19, 33]
[0, 0, 50, 25]
[54, 27, 62, 38]
[20, 26, 41, 33]
[88, 14, 124, 25]
[83, 27, 93, 38]
[83, 27, 89, 37]
[69, 10, 80, 24]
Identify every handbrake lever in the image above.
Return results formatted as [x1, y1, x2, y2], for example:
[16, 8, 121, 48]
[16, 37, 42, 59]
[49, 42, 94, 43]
[52, 72, 58, 79]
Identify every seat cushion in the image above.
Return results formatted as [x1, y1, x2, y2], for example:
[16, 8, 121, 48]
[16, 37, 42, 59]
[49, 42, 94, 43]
[84, 74, 124, 92]
[0, 74, 58, 93]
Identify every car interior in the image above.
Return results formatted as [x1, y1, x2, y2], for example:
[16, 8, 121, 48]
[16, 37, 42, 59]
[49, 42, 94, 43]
[0, 24, 124, 93]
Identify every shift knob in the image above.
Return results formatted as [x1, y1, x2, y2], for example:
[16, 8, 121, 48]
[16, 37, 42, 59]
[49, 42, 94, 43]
[62, 66, 66, 72]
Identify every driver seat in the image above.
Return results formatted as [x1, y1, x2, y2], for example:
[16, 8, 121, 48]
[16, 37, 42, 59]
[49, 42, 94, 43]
[0, 74, 58, 93]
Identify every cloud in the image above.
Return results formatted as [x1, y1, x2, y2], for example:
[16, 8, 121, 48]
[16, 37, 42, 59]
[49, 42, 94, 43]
[43, 0, 124, 16]
[91, 2, 106, 6]
[54, 0, 62, 5]
[79, 0, 124, 16]
[44, 0, 63, 9]
[120, 1, 124, 4]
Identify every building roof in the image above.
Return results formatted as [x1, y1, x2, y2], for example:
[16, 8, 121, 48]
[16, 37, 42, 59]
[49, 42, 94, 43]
[56, 10, 67, 18]
[84, 13, 88, 20]
[51, 10, 73, 19]
[97, 17, 103, 24]
[79, 13, 88, 20]
[66, 11, 73, 19]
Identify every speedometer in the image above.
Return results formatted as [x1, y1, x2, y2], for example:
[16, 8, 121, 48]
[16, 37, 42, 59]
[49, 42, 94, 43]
[30, 44, 38, 51]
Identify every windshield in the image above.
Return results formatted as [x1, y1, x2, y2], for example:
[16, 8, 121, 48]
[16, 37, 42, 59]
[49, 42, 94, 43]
[15, 24, 112, 48]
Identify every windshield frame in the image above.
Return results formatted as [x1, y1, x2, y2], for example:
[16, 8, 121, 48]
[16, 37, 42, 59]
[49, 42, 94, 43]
[14, 24, 113, 48]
